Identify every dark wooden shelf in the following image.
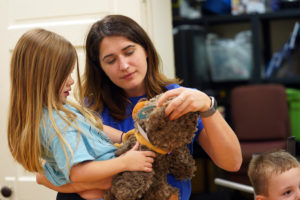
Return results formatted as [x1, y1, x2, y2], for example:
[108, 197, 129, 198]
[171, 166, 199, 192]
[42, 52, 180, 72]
[260, 9, 300, 20]
[173, 9, 300, 27]
[263, 77, 300, 86]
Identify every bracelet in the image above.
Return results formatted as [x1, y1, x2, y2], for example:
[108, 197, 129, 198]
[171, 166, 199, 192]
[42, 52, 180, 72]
[199, 96, 217, 118]
[120, 132, 125, 143]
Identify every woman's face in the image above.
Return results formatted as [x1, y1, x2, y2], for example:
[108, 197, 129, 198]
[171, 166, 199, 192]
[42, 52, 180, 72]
[99, 36, 148, 97]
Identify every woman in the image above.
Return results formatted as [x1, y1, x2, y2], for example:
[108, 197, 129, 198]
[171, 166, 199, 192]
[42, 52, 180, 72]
[39, 15, 242, 200]
[80, 15, 242, 200]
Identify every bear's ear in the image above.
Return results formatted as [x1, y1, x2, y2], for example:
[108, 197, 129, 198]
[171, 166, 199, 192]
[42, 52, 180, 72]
[132, 101, 148, 118]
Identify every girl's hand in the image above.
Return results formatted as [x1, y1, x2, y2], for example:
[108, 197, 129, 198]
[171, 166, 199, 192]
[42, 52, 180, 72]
[122, 142, 156, 172]
[157, 87, 211, 120]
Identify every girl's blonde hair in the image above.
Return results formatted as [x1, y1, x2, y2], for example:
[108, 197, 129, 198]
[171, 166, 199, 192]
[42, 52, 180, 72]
[8, 28, 102, 173]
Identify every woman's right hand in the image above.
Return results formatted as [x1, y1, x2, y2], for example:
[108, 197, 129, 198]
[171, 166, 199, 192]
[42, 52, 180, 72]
[121, 142, 156, 172]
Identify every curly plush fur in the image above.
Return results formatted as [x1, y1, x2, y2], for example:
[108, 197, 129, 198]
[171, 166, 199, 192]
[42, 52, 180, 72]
[104, 94, 199, 200]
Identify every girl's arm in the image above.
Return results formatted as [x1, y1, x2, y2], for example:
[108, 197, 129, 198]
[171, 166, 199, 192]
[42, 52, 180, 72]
[36, 173, 111, 193]
[157, 87, 242, 172]
[70, 142, 155, 183]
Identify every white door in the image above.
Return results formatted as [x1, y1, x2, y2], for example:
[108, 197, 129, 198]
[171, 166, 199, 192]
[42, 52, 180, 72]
[0, 0, 174, 199]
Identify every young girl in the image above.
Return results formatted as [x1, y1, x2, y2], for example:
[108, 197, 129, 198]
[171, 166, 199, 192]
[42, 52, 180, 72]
[7, 28, 155, 199]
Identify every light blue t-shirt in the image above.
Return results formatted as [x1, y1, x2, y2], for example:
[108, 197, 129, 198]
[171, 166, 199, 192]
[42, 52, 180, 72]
[40, 104, 117, 186]
[101, 84, 204, 200]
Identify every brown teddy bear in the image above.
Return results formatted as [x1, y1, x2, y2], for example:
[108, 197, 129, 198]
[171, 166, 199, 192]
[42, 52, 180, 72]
[104, 94, 199, 200]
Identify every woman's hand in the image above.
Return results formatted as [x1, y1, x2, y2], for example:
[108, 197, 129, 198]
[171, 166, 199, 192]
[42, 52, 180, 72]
[158, 87, 242, 172]
[121, 142, 156, 172]
[36, 172, 49, 186]
[157, 87, 211, 120]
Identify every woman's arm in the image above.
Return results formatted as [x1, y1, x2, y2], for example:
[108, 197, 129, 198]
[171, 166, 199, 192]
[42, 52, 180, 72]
[36, 173, 111, 193]
[70, 142, 155, 183]
[157, 87, 242, 172]
[78, 189, 104, 199]
[103, 125, 124, 143]
[198, 112, 242, 172]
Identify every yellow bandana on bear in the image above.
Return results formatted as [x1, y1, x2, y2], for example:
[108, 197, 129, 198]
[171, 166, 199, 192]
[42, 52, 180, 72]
[114, 127, 169, 155]
[134, 129, 168, 155]
[114, 100, 169, 154]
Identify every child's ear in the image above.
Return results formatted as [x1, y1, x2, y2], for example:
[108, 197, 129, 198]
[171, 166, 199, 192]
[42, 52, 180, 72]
[255, 194, 267, 200]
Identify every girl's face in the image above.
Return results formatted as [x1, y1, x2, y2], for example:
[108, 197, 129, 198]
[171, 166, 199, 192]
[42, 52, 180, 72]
[99, 36, 148, 97]
[59, 69, 74, 104]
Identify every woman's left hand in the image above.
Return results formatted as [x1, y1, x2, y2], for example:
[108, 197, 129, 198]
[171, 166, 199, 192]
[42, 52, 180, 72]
[157, 87, 211, 120]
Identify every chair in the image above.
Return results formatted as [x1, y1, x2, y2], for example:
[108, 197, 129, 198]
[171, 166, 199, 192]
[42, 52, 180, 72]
[221, 84, 291, 186]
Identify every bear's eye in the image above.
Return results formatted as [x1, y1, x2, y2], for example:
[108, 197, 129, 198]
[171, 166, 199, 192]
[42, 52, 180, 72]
[137, 105, 156, 119]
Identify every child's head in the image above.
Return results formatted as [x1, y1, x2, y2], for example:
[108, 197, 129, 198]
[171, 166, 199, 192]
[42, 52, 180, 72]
[10, 28, 78, 106]
[248, 150, 300, 200]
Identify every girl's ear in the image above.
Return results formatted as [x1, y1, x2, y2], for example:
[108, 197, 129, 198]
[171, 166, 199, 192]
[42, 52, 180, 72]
[255, 194, 267, 200]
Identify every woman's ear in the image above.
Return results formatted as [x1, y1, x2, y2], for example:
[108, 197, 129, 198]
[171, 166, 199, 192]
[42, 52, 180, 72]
[255, 194, 267, 200]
